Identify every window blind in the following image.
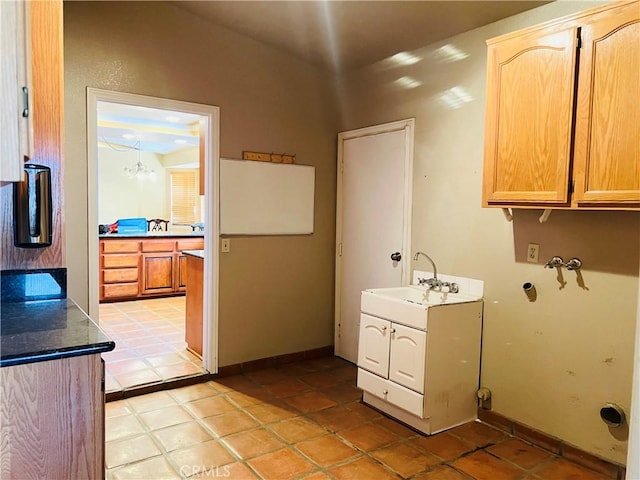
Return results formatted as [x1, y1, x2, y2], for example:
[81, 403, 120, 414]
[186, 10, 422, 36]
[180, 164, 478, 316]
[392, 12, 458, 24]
[170, 170, 197, 225]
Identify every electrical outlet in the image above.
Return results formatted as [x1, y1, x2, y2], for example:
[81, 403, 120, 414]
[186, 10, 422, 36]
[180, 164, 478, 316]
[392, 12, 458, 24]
[527, 243, 539, 263]
[221, 238, 231, 253]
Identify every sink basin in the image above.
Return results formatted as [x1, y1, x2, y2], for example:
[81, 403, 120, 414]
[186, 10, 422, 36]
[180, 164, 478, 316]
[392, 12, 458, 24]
[361, 285, 482, 330]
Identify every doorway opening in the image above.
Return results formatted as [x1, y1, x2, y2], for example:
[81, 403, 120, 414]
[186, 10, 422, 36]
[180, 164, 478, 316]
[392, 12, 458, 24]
[87, 89, 220, 393]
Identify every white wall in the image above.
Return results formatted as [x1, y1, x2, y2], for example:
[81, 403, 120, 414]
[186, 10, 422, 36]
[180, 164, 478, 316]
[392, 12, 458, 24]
[338, 1, 639, 465]
[97, 147, 168, 224]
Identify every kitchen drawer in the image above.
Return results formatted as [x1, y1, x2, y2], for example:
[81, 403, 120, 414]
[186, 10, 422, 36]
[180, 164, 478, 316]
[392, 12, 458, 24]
[142, 240, 176, 252]
[103, 268, 138, 284]
[358, 368, 423, 417]
[102, 254, 138, 269]
[102, 283, 139, 299]
[178, 238, 204, 251]
[101, 240, 140, 254]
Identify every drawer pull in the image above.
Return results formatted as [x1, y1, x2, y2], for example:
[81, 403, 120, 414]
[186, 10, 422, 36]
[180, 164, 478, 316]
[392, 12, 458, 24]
[382, 390, 388, 396]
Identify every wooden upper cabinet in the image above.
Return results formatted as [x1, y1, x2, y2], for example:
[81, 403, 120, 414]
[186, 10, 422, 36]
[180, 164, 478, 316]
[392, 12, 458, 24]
[483, 27, 578, 205]
[483, 0, 640, 210]
[572, 1, 640, 205]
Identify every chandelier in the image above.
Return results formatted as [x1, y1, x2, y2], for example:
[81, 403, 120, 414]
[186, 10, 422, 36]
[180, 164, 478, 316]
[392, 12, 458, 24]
[123, 141, 155, 179]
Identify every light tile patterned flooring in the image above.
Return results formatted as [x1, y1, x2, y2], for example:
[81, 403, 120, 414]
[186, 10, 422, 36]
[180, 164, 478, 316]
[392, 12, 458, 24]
[100, 297, 205, 393]
[105, 357, 613, 479]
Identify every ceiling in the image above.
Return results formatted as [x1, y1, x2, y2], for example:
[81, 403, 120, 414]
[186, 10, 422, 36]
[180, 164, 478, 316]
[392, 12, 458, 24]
[172, 1, 550, 72]
[99, 1, 550, 154]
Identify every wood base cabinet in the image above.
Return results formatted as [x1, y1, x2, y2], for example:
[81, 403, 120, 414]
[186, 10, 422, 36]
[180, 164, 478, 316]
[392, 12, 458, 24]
[483, 0, 639, 210]
[0, 355, 105, 479]
[185, 254, 204, 357]
[99, 237, 203, 302]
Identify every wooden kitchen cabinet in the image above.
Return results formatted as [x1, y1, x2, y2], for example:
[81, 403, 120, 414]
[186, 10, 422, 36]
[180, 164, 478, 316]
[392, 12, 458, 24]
[0, 0, 32, 182]
[483, 0, 639, 210]
[1, 354, 105, 478]
[185, 253, 204, 357]
[100, 236, 204, 301]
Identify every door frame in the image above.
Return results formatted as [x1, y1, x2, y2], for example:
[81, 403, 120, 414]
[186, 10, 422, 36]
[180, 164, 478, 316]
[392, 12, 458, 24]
[334, 118, 415, 356]
[86, 88, 220, 373]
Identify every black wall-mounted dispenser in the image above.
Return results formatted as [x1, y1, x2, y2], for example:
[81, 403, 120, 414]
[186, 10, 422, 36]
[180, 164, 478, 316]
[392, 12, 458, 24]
[13, 164, 52, 248]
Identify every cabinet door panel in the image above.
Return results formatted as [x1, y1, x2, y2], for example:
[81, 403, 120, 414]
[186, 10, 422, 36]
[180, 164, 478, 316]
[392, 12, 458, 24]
[141, 253, 174, 294]
[357, 314, 390, 378]
[102, 254, 138, 269]
[573, 2, 640, 205]
[483, 28, 577, 204]
[389, 323, 426, 394]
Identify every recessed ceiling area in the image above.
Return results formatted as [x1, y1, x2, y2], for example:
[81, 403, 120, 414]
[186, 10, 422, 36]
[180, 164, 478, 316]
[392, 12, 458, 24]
[97, 102, 201, 155]
[172, 1, 550, 72]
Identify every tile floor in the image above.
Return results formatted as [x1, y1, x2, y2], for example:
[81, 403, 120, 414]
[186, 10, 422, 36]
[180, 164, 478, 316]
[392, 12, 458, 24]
[100, 297, 205, 393]
[105, 356, 613, 479]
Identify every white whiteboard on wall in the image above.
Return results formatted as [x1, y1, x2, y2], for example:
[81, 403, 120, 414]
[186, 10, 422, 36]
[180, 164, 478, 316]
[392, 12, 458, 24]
[220, 158, 315, 235]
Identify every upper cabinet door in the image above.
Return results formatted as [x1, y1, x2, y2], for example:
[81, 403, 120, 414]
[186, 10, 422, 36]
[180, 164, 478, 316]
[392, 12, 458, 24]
[572, 2, 640, 205]
[483, 27, 578, 205]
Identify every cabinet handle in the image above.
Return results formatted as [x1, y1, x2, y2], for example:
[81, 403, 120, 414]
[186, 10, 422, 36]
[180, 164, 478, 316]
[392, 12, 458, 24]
[390, 328, 396, 334]
[382, 390, 388, 396]
[381, 326, 387, 332]
[21, 87, 29, 118]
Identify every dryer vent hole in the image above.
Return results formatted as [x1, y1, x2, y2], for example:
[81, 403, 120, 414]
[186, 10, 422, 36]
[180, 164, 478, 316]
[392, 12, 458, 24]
[600, 404, 625, 427]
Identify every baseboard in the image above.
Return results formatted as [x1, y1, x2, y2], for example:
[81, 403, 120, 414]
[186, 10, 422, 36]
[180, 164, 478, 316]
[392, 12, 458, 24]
[106, 345, 335, 402]
[478, 408, 626, 480]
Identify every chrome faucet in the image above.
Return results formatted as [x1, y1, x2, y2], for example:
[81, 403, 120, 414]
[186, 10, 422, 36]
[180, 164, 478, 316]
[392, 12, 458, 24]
[413, 251, 441, 289]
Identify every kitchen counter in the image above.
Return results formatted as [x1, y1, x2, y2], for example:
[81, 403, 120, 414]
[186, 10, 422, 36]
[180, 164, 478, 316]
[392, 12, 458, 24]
[182, 249, 204, 259]
[0, 298, 115, 367]
[100, 232, 204, 238]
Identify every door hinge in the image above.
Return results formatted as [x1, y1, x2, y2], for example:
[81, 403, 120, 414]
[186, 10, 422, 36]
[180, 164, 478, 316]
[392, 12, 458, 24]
[577, 30, 582, 49]
[338, 243, 343, 256]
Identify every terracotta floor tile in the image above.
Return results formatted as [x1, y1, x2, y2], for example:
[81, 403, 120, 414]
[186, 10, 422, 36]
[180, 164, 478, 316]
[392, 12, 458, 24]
[168, 439, 236, 474]
[222, 428, 286, 459]
[329, 365, 358, 383]
[413, 465, 472, 480]
[299, 372, 341, 388]
[152, 421, 214, 452]
[202, 410, 260, 437]
[138, 404, 193, 430]
[198, 462, 258, 479]
[245, 368, 289, 385]
[248, 447, 315, 479]
[411, 432, 475, 460]
[296, 434, 359, 467]
[111, 455, 181, 479]
[346, 401, 382, 420]
[169, 382, 219, 403]
[451, 450, 523, 480]
[146, 352, 188, 367]
[156, 361, 205, 379]
[105, 434, 162, 469]
[107, 358, 150, 375]
[105, 400, 132, 418]
[371, 442, 441, 477]
[328, 456, 400, 480]
[183, 395, 237, 418]
[309, 405, 371, 432]
[269, 417, 328, 443]
[245, 401, 298, 424]
[374, 416, 419, 439]
[535, 458, 610, 480]
[448, 421, 507, 448]
[301, 472, 332, 480]
[285, 391, 338, 413]
[105, 414, 146, 442]
[265, 378, 312, 398]
[488, 437, 554, 470]
[320, 383, 363, 404]
[113, 367, 162, 388]
[225, 387, 275, 407]
[212, 375, 256, 392]
[127, 391, 177, 413]
[338, 423, 399, 451]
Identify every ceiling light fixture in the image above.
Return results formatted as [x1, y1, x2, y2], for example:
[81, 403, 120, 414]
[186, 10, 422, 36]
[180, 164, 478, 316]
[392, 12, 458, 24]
[123, 141, 156, 180]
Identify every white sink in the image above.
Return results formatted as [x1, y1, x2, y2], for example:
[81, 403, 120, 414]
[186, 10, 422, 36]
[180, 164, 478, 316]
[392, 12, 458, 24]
[361, 285, 482, 330]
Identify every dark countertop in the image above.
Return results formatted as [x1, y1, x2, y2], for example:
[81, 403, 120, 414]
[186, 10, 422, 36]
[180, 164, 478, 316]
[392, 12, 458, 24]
[182, 249, 204, 259]
[100, 232, 204, 238]
[0, 299, 115, 367]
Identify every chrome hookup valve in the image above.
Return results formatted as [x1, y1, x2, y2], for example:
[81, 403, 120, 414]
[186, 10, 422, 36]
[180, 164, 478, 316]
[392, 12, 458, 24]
[544, 256, 564, 269]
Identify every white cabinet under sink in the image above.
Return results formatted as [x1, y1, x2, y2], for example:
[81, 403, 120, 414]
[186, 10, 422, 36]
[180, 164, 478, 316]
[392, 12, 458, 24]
[357, 273, 483, 435]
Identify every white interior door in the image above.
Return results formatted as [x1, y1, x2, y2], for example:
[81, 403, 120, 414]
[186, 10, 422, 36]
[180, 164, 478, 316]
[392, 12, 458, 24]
[335, 119, 414, 362]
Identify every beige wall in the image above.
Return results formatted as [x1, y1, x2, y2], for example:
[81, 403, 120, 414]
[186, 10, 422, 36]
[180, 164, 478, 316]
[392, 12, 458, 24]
[337, 1, 639, 464]
[64, 2, 339, 365]
[98, 148, 168, 224]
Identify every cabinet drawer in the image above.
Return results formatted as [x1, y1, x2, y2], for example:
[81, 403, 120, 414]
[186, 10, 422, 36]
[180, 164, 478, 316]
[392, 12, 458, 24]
[358, 369, 423, 417]
[142, 240, 176, 252]
[103, 268, 138, 284]
[178, 238, 204, 251]
[102, 283, 139, 299]
[102, 254, 138, 268]
[101, 240, 140, 254]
